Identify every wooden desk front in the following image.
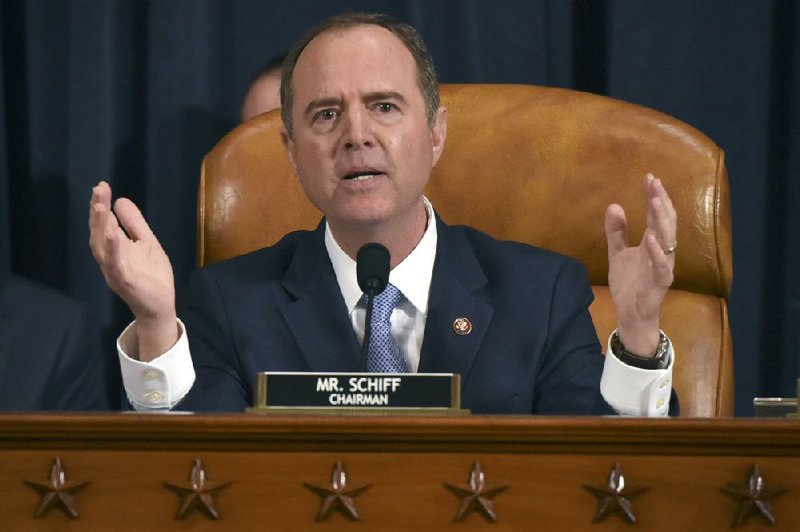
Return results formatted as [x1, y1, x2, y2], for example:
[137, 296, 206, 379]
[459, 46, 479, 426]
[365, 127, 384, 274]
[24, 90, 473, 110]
[0, 414, 798, 530]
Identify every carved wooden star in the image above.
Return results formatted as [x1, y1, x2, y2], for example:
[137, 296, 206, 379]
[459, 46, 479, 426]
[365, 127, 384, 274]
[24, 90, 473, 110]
[582, 462, 649, 523]
[721, 464, 789, 527]
[164, 458, 230, 520]
[24, 457, 89, 518]
[443, 461, 509, 522]
[304, 461, 372, 521]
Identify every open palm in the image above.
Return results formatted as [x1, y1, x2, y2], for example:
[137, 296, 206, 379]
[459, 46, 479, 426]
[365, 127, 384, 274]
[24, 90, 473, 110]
[605, 174, 676, 355]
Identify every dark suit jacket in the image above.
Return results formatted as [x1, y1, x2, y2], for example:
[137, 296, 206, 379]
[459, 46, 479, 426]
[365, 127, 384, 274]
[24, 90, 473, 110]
[179, 218, 618, 414]
[0, 275, 113, 410]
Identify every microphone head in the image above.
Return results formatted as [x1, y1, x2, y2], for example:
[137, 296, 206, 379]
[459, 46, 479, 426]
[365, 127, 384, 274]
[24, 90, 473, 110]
[356, 243, 390, 295]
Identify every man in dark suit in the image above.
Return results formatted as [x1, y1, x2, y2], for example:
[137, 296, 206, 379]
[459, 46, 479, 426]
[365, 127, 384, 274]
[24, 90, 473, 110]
[0, 274, 112, 410]
[172, 219, 610, 414]
[89, 13, 677, 415]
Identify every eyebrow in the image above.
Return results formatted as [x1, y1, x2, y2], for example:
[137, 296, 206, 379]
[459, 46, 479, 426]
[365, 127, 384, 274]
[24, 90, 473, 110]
[363, 91, 407, 106]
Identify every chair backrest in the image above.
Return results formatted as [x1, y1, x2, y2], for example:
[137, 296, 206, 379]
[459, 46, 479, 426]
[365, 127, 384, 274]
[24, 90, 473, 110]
[199, 84, 734, 417]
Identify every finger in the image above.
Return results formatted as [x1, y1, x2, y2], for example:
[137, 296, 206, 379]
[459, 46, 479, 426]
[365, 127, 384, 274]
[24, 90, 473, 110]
[644, 232, 675, 287]
[113, 198, 157, 243]
[644, 173, 660, 230]
[93, 202, 129, 267]
[657, 197, 676, 250]
[645, 176, 676, 250]
[652, 173, 676, 219]
[657, 180, 677, 243]
[103, 222, 127, 287]
[92, 181, 112, 208]
[648, 174, 676, 226]
[89, 202, 117, 264]
[644, 172, 656, 196]
[604, 203, 628, 258]
[88, 182, 111, 230]
[89, 181, 115, 257]
[646, 195, 671, 249]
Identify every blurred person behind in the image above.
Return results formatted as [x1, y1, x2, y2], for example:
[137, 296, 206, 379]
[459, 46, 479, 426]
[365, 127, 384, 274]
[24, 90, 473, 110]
[0, 270, 113, 410]
[240, 55, 284, 121]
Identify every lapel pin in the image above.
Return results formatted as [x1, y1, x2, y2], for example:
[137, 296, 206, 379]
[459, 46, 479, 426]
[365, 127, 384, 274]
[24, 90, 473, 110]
[453, 317, 472, 335]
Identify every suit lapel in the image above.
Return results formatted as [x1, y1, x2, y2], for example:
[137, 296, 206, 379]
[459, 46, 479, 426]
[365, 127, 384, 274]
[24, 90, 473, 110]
[278, 223, 362, 372]
[418, 219, 493, 381]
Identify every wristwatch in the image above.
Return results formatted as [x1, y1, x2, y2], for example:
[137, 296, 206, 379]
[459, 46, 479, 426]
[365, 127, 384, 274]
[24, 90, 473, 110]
[610, 331, 671, 370]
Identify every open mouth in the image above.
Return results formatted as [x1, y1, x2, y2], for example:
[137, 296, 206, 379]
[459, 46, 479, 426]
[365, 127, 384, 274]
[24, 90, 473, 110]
[343, 171, 384, 181]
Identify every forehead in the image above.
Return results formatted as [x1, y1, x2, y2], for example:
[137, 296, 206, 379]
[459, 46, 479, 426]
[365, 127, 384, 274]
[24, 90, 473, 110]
[291, 24, 420, 100]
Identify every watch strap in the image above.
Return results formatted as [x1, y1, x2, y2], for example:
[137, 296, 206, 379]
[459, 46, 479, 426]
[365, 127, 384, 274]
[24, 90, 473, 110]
[610, 331, 670, 370]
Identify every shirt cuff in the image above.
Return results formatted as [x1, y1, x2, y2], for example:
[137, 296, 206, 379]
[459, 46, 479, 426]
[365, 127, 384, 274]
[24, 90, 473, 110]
[117, 318, 195, 410]
[599, 330, 674, 417]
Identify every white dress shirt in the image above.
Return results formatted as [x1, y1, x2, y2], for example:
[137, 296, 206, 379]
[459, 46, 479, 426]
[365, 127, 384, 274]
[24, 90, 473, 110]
[117, 198, 672, 415]
[323, 199, 438, 373]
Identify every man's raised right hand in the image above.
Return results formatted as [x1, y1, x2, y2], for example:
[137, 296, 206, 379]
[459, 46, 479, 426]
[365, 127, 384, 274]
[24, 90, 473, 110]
[89, 181, 179, 362]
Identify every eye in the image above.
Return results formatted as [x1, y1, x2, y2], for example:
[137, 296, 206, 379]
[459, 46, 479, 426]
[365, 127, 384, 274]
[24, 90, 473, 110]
[374, 102, 397, 113]
[313, 108, 339, 122]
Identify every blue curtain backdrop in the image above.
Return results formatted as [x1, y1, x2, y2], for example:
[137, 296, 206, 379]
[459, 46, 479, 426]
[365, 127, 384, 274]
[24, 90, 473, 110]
[1, 0, 797, 414]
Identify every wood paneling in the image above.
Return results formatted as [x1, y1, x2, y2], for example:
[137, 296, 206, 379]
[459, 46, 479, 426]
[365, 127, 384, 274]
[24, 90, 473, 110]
[0, 414, 798, 530]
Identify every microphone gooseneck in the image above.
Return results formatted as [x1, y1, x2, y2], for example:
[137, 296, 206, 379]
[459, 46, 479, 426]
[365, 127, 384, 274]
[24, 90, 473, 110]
[356, 243, 390, 372]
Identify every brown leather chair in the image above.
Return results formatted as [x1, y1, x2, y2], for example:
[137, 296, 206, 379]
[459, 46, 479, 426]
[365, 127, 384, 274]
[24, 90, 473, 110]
[198, 84, 734, 417]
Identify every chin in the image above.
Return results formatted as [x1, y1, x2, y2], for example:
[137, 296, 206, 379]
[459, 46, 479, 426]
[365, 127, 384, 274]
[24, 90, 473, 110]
[339, 212, 391, 227]
[329, 198, 394, 222]
[330, 207, 397, 229]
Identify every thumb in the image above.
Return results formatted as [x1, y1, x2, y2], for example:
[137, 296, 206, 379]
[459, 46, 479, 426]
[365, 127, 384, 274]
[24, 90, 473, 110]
[113, 198, 156, 243]
[605, 203, 628, 258]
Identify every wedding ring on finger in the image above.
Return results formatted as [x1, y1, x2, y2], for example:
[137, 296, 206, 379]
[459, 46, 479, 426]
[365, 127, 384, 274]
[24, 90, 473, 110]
[664, 242, 678, 255]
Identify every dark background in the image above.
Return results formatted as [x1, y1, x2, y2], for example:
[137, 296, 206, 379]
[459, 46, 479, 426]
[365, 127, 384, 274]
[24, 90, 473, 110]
[1, 0, 797, 415]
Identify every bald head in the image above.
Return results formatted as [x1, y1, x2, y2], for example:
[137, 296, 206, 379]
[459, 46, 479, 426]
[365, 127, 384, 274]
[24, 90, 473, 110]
[241, 68, 282, 122]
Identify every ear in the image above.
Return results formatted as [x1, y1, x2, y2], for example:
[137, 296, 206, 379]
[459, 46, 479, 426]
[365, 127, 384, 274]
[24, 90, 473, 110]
[280, 127, 299, 175]
[430, 106, 448, 168]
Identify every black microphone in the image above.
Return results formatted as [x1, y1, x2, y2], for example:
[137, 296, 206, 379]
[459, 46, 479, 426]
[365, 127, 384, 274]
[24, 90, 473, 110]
[356, 243, 390, 372]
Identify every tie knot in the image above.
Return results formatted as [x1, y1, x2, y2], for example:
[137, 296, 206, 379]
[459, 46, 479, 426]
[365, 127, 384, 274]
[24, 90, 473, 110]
[370, 283, 402, 322]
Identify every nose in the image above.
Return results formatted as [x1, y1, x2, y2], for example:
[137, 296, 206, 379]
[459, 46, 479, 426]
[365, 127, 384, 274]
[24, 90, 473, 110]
[341, 107, 374, 151]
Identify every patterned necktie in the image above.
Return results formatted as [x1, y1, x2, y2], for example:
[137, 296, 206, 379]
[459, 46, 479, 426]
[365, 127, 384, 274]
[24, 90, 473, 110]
[364, 283, 407, 373]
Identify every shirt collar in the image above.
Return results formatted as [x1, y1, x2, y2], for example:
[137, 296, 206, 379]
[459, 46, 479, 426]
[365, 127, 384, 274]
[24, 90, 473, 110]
[325, 197, 437, 315]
